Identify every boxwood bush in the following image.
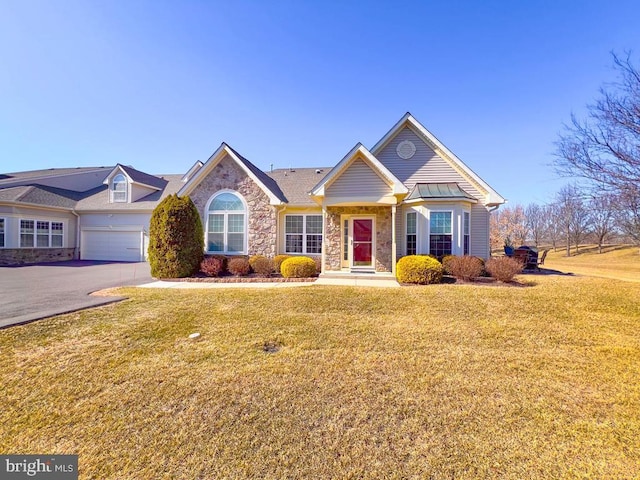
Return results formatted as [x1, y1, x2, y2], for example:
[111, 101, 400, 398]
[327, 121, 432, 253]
[252, 256, 274, 277]
[273, 254, 292, 273]
[396, 255, 444, 284]
[249, 255, 267, 271]
[280, 256, 317, 278]
[228, 257, 251, 276]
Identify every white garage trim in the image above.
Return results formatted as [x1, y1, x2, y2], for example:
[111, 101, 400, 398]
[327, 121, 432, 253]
[81, 227, 146, 262]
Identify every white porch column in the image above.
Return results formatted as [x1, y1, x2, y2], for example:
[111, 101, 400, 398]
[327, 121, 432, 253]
[391, 204, 397, 276]
[321, 204, 327, 275]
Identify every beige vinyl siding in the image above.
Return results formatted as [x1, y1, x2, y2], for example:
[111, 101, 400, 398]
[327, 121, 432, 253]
[276, 207, 322, 255]
[130, 183, 157, 202]
[376, 127, 484, 198]
[470, 204, 490, 259]
[326, 158, 391, 198]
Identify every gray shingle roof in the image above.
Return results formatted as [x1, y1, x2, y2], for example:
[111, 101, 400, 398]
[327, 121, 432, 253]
[0, 166, 113, 185]
[267, 168, 330, 205]
[224, 144, 288, 203]
[16, 185, 86, 209]
[118, 164, 168, 190]
[74, 175, 183, 211]
[0, 186, 32, 202]
[0, 185, 86, 209]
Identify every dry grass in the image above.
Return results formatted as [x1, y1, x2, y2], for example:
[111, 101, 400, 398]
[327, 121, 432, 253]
[1, 276, 639, 479]
[544, 244, 640, 282]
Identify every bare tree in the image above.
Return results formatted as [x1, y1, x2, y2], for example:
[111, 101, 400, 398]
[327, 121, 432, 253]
[525, 203, 544, 247]
[490, 205, 528, 252]
[586, 195, 616, 253]
[614, 186, 640, 251]
[555, 52, 640, 245]
[555, 53, 640, 192]
[556, 185, 590, 256]
[542, 203, 562, 252]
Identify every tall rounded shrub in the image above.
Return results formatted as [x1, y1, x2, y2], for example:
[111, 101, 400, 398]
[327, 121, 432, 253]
[148, 194, 204, 278]
[396, 255, 444, 284]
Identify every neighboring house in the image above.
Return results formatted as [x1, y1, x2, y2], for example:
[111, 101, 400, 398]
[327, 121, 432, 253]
[0, 113, 505, 273]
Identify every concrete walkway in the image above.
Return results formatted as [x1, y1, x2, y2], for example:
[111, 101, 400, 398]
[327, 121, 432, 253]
[138, 280, 316, 289]
[138, 277, 400, 289]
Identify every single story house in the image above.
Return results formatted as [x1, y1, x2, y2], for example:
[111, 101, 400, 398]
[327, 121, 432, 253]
[0, 113, 505, 275]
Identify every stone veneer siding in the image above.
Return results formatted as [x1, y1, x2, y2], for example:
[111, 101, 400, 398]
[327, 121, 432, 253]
[0, 248, 75, 266]
[189, 155, 278, 257]
[324, 206, 393, 272]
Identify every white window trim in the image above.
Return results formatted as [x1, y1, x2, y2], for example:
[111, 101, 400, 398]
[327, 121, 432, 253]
[19, 218, 65, 248]
[110, 173, 128, 203]
[284, 214, 323, 255]
[405, 210, 418, 256]
[204, 189, 248, 255]
[0, 217, 5, 248]
[428, 210, 453, 257]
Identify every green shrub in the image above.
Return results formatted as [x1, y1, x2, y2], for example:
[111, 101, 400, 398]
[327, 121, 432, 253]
[280, 256, 317, 278]
[448, 255, 484, 281]
[441, 254, 457, 274]
[396, 255, 443, 284]
[252, 256, 274, 277]
[228, 257, 251, 276]
[274, 254, 292, 273]
[148, 194, 204, 278]
[200, 257, 224, 277]
[485, 256, 523, 282]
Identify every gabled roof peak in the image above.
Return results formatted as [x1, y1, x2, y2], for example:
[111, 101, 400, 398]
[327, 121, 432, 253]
[178, 143, 286, 205]
[370, 113, 506, 206]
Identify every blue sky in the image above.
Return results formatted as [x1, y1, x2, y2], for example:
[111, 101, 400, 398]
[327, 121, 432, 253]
[2, 1, 639, 206]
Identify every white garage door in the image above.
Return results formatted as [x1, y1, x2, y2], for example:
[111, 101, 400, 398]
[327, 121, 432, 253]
[81, 230, 142, 262]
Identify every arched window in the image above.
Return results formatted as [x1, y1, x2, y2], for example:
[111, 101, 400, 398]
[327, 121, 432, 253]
[206, 191, 246, 254]
[111, 174, 128, 203]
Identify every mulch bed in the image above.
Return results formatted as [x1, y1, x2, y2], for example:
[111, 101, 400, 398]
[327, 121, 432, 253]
[159, 273, 317, 283]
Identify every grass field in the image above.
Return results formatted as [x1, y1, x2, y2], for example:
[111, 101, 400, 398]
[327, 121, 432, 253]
[543, 244, 640, 282]
[1, 275, 639, 479]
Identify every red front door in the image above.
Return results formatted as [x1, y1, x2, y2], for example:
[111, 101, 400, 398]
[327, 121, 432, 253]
[352, 218, 373, 267]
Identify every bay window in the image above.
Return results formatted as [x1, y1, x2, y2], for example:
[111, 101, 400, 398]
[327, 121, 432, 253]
[463, 212, 470, 255]
[429, 211, 452, 257]
[406, 211, 417, 255]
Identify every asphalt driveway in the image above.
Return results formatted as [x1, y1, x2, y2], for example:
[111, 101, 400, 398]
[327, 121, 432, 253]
[0, 261, 152, 328]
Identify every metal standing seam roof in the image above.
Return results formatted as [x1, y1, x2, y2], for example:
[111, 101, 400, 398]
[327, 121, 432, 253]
[405, 183, 478, 202]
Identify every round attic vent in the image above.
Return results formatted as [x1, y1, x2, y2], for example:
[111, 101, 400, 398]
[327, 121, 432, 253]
[396, 140, 416, 159]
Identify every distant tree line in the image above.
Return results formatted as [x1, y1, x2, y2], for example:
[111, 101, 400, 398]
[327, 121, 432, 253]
[490, 186, 633, 256]
[491, 52, 640, 256]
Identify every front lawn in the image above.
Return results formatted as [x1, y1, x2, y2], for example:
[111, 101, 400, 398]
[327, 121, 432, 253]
[1, 275, 639, 478]
[544, 244, 640, 282]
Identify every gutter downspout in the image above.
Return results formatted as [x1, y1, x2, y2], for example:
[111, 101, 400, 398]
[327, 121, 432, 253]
[71, 210, 80, 260]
